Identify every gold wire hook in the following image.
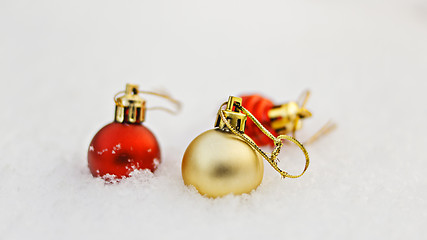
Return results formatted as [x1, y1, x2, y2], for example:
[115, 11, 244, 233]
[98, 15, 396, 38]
[298, 90, 311, 109]
[113, 90, 126, 107]
[292, 90, 311, 137]
[113, 89, 181, 115]
[139, 90, 181, 115]
[218, 102, 310, 179]
[294, 89, 336, 145]
[303, 120, 336, 145]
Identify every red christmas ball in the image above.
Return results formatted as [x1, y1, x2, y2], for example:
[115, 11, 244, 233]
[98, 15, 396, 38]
[87, 84, 165, 180]
[88, 122, 160, 178]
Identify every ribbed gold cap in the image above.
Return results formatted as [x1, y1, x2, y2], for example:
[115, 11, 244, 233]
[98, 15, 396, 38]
[115, 84, 146, 124]
[268, 101, 312, 134]
[214, 96, 247, 133]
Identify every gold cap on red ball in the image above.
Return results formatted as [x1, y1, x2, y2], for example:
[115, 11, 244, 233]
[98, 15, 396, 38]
[114, 84, 146, 124]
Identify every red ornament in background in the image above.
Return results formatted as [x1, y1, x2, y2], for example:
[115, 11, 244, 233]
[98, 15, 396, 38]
[240, 91, 313, 147]
[88, 84, 168, 179]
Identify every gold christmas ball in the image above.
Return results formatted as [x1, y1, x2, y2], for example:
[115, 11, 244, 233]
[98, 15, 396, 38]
[182, 129, 264, 197]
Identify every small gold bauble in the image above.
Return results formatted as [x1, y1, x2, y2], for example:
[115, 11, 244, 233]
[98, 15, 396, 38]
[181, 129, 263, 197]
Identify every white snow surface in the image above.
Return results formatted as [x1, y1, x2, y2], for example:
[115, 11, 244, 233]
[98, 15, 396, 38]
[1, 0, 426, 239]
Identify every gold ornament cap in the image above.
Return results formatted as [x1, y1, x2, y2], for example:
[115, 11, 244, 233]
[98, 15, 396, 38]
[214, 96, 247, 133]
[268, 101, 312, 134]
[114, 84, 146, 124]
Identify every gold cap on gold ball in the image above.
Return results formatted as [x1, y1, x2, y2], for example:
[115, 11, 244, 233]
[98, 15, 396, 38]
[214, 96, 247, 133]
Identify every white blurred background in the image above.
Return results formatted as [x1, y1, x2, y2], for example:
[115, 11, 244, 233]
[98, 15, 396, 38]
[1, 0, 426, 239]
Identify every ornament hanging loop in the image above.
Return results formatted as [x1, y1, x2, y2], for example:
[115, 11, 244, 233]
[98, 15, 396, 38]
[139, 90, 181, 115]
[271, 135, 310, 178]
[114, 85, 181, 115]
[218, 99, 310, 179]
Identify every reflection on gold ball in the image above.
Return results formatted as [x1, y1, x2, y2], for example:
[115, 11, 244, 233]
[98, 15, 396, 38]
[182, 129, 263, 197]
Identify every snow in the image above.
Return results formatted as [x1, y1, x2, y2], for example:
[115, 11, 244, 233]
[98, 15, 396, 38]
[1, 0, 426, 239]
